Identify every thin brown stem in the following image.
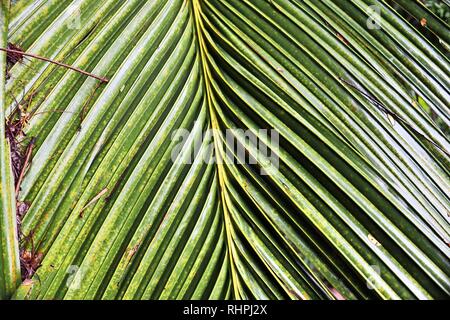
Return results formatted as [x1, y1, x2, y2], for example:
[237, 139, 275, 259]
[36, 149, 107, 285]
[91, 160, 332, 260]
[15, 137, 36, 196]
[79, 188, 109, 217]
[0, 47, 109, 83]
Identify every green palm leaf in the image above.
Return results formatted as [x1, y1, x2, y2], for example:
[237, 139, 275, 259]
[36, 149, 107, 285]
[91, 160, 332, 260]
[0, 0, 21, 300]
[0, 0, 448, 300]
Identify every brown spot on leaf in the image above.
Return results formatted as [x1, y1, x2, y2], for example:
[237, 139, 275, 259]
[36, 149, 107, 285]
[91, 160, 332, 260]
[127, 242, 141, 261]
[368, 234, 381, 247]
[336, 32, 350, 45]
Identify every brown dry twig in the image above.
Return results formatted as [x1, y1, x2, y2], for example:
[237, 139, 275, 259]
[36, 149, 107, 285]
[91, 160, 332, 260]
[79, 187, 109, 217]
[15, 137, 36, 195]
[1, 43, 109, 83]
[6, 42, 25, 65]
[5, 117, 25, 183]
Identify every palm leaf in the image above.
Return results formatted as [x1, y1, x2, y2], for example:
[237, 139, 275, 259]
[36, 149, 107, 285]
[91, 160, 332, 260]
[0, 0, 447, 300]
[0, 0, 21, 300]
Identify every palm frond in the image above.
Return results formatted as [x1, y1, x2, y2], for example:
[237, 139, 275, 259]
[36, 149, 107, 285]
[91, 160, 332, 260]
[1, 0, 448, 300]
